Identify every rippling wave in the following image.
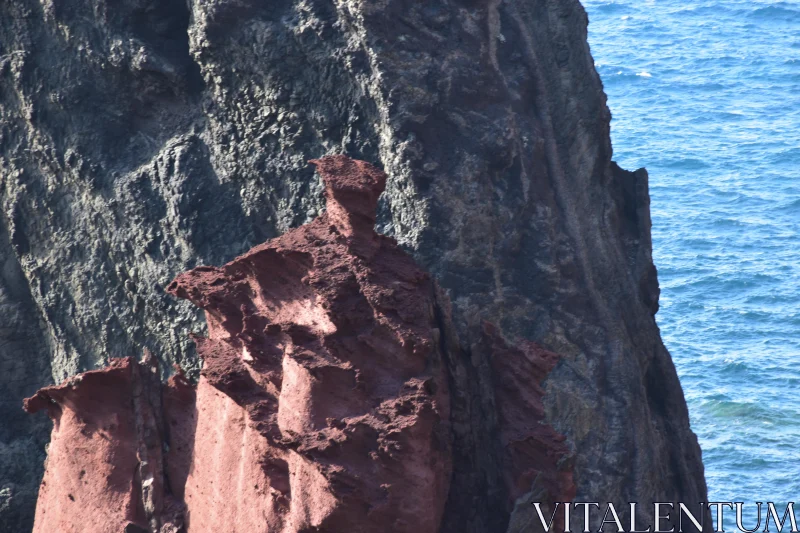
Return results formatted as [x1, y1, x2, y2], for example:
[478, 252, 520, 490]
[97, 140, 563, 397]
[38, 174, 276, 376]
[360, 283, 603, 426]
[584, 0, 800, 515]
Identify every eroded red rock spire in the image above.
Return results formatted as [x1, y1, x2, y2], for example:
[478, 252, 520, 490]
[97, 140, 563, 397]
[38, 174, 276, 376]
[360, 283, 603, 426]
[165, 154, 452, 532]
[25, 156, 573, 533]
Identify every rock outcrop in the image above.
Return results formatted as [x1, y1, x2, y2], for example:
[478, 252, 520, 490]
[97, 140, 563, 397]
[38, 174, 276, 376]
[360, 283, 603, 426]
[25, 157, 573, 532]
[23, 356, 184, 533]
[1, 0, 708, 530]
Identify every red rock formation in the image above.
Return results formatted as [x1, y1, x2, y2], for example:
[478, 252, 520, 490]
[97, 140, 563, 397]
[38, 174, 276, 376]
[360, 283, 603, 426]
[166, 155, 453, 532]
[23, 356, 183, 533]
[481, 322, 576, 531]
[25, 156, 574, 533]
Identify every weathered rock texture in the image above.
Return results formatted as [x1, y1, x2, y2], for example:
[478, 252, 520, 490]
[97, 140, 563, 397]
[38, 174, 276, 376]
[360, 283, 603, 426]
[1, 0, 709, 530]
[25, 157, 573, 532]
[23, 356, 185, 533]
[169, 156, 457, 532]
[0, 217, 52, 531]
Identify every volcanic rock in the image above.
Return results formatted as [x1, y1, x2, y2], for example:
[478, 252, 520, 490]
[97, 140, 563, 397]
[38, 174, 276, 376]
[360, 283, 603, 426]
[23, 356, 183, 533]
[169, 155, 454, 532]
[2, 0, 708, 530]
[24, 157, 573, 532]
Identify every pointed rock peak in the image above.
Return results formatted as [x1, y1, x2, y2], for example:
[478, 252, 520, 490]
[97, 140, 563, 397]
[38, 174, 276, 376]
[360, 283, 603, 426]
[310, 155, 387, 241]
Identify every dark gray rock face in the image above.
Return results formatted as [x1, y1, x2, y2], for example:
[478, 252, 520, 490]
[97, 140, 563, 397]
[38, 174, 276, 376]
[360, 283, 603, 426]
[0, 219, 52, 532]
[0, 0, 708, 531]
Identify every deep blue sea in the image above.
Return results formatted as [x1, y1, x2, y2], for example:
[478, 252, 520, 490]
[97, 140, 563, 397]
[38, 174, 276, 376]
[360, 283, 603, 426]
[583, 0, 800, 520]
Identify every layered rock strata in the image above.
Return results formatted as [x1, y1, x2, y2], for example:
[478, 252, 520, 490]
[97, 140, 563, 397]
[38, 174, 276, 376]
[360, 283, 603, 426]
[24, 157, 573, 532]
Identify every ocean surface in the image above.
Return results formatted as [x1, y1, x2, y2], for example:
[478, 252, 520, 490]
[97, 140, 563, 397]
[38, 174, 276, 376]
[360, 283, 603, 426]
[583, 0, 800, 520]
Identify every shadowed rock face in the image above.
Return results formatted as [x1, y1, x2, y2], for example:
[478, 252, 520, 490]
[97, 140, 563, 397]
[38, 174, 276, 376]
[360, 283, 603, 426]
[2, 0, 708, 530]
[25, 157, 573, 532]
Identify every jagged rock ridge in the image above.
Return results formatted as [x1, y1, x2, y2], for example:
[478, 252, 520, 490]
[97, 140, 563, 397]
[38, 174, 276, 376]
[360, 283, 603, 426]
[25, 157, 573, 532]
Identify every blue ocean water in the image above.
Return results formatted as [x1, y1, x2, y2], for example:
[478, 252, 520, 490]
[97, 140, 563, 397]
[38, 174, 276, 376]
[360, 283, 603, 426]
[583, 0, 800, 517]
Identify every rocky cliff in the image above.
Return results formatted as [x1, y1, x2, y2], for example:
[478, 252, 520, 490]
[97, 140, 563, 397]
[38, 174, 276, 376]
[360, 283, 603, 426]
[0, 0, 708, 531]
